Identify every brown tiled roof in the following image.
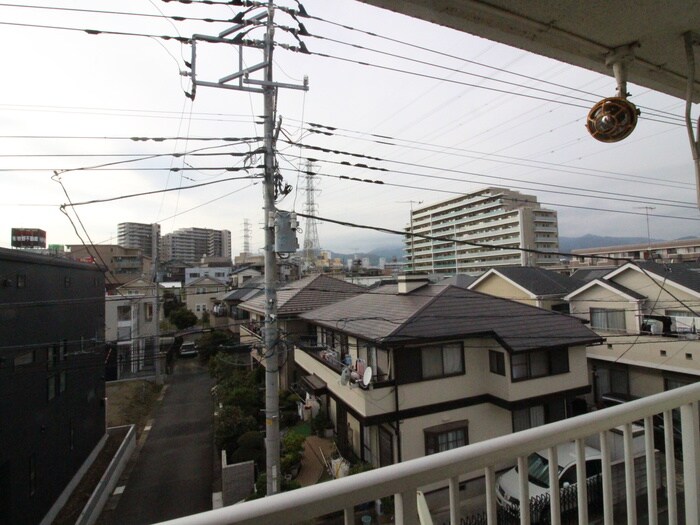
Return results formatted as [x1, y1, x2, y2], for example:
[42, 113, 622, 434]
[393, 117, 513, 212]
[301, 284, 601, 352]
[239, 274, 366, 316]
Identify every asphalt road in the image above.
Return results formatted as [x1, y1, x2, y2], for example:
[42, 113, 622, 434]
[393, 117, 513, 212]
[107, 359, 215, 525]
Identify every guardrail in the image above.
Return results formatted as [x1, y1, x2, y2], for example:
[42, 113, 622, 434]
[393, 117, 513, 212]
[155, 383, 700, 525]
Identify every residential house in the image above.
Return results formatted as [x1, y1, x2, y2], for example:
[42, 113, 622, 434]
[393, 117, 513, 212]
[294, 274, 601, 467]
[564, 261, 700, 403]
[0, 248, 106, 525]
[469, 266, 584, 313]
[185, 266, 233, 286]
[239, 274, 366, 390]
[211, 276, 264, 335]
[185, 276, 228, 319]
[105, 277, 161, 380]
[229, 265, 262, 288]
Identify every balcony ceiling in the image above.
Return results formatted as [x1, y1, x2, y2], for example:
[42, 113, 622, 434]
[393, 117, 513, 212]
[359, 0, 700, 102]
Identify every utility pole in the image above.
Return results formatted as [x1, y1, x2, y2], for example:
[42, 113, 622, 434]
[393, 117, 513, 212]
[184, 0, 308, 496]
[261, 0, 281, 495]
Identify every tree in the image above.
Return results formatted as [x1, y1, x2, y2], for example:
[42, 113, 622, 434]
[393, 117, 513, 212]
[162, 290, 180, 317]
[169, 307, 197, 330]
[196, 330, 230, 361]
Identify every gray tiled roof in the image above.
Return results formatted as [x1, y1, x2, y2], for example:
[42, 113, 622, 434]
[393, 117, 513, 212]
[301, 284, 601, 352]
[488, 266, 585, 295]
[240, 274, 366, 316]
[222, 276, 264, 302]
[569, 267, 616, 282]
[621, 262, 700, 294]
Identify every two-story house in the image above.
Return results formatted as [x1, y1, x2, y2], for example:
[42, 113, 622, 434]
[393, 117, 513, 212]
[239, 274, 366, 390]
[184, 276, 228, 319]
[469, 266, 584, 313]
[565, 261, 700, 403]
[294, 274, 601, 469]
[105, 277, 161, 380]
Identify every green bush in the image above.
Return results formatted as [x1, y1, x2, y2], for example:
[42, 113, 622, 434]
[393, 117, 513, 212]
[311, 412, 332, 436]
[282, 431, 305, 454]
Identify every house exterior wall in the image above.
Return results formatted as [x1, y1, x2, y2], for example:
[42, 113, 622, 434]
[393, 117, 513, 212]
[470, 275, 535, 306]
[612, 269, 698, 314]
[0, 249, 105, 525]
[568, 286, 639, 334]
[399, 403, 512, 464]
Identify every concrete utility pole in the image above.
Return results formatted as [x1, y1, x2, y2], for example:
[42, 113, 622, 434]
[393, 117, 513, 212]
[261, 0, 281, 495]
[185, 0, 308, 496]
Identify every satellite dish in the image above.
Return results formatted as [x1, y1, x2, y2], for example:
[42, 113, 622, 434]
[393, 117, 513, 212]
[340, 367, 351, 386]
[361, 367, 372, 388]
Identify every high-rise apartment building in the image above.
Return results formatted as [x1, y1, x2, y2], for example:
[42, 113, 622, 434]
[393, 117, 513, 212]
[405, 187, 559, 274]
[118, 222, 160, 259]
[161, 227, 232, 264]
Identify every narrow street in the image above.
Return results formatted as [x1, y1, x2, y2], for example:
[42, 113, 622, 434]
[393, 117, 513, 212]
[104, 360, 215, 525]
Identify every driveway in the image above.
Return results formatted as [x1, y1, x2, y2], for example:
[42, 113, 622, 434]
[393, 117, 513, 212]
[105, 360, 214, 524]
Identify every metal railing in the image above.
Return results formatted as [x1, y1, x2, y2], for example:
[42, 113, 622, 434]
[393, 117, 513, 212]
[155, 382, 700, 525]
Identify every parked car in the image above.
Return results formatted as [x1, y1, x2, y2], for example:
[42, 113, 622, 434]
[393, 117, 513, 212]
[599, 392, 683, 459]
[496, 442, 602, 513]
[179, 341, 198, 358]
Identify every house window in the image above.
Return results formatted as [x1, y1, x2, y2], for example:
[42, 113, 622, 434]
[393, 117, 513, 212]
[424, 421, 468, 455]
[14, 350, 35, 367]
[59, 371, 67, 394]
[379, 426, 394, 467]
[16, 274, 26, 288]
[512, 399, 566, 432]
[421, 343, 464, 379]
[117, 306, 131, 322]
[593, 363, 629, 402]
[590, 308, 626, 332]
[145, 303, 154, 322]
[489, 350, 505, 376]
[510, 349, 569, 381]
[64, 276, 71, 287]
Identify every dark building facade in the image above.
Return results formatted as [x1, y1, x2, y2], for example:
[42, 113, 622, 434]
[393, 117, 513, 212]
[0, 248, 106, 525]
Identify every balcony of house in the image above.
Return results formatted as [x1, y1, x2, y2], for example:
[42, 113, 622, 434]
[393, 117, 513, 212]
[155, 381, 700, 525]
[240, 321, 263, 342]
[295, 344, 396, 420]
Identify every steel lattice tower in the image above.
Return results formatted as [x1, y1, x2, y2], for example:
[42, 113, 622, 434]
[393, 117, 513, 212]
[242, 218, 251, 256]
[302, 161, 321, 270]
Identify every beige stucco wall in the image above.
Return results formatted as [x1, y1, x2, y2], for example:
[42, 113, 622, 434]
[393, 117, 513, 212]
[568, 285, 640, 334]
[398, 403, 512, 463]
[587, 335, 700, 380]
[505, 345, 589, 400]
[472, 275, 535, 306]
[612, 268, 700, 314]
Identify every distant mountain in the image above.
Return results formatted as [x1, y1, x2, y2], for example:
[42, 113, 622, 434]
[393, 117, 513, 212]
[324, 244, 406, 265]
[559, 234, 664, 253]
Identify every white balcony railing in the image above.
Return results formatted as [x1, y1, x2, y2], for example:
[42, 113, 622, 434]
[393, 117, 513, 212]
[156, 382, 700, 525]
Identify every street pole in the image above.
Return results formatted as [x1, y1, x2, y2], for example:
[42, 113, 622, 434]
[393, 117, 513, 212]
[262, 0, 280, 496]
[185, 0, 307, 496]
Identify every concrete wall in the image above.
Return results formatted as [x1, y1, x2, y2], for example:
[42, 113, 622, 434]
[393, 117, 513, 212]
[221, 455, 255, 505]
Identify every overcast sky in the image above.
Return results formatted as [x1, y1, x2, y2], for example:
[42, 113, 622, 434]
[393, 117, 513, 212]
[1, 0, 698, 255]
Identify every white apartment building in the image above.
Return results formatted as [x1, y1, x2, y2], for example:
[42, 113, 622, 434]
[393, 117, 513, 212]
[405, 187, 559, 274]
[117, 222, 160, 259]
[161, 227, 232, 264]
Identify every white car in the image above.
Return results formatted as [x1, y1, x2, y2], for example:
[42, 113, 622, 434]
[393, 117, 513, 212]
[179, 342, 198, 358]
[495, 442, 602, 509]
